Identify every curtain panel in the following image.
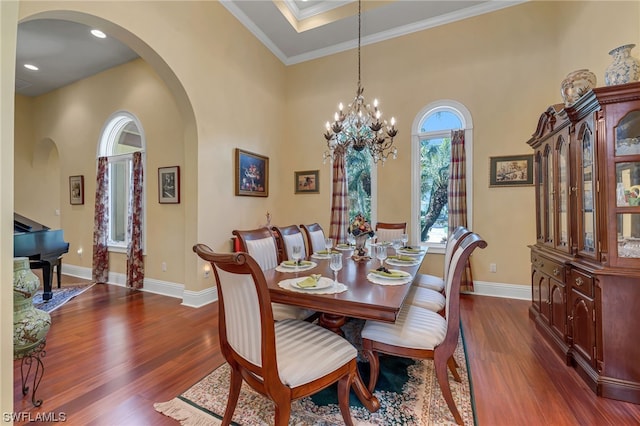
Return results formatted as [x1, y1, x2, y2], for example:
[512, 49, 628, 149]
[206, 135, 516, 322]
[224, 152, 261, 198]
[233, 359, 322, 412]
[449, 129, 474, 292]
[92, 157, 109, 283]
[329, 151, 349, 244]
[126, 151, 144, 288]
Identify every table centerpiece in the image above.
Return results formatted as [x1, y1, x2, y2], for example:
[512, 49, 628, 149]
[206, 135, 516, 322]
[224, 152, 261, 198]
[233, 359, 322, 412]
[350, 213, 375, 260]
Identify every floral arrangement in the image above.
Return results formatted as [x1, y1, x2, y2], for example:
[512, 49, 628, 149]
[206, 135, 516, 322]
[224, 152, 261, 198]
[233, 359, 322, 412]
[350, 213, 375, 238]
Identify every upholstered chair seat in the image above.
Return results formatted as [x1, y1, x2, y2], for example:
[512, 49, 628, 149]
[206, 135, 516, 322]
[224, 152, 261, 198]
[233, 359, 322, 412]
[405, 285, 446, 312]
[414, 273, 445, 292]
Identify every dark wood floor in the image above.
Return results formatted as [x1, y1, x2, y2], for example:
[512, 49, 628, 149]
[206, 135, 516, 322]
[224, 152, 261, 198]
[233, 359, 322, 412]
[13, 275, 640, 425]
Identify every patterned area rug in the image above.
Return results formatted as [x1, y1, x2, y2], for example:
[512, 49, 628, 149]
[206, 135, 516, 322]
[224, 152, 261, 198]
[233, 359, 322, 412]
[155, 322, 475, 425]
[32, 283, 95, 313]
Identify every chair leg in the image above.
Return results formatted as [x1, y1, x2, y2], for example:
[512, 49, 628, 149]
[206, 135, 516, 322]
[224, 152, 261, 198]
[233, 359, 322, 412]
[221, 367, 242, 426]
[337, 373, 354, 426]
[273, 396, 291, 426]
[363, 349, 380, 393]
[448, 356, 461, 382]
[434, 352, 464, 425]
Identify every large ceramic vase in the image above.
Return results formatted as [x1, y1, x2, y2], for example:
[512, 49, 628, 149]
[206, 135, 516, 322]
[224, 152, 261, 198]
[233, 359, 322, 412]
[14, 257, 51, 359]
[560, 69, 597, 107]
[605, 44, 640, 86]
[354, 234, 370, 257]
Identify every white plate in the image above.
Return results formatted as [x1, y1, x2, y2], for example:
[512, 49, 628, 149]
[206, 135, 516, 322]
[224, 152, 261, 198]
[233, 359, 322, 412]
[311, 253, 331, 259]
[280, 261, 315, 268]
[335, 244, 354, 251]
[291, 277, 333, 290]
[369, 269, 411, 280]
[386, 258, 419, 267]
[398, 248, 425, 256]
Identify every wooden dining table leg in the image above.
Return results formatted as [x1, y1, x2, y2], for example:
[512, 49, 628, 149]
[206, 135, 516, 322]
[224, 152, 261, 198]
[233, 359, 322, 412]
[318, 313, 381, 412]
[318, 313, 347, 336]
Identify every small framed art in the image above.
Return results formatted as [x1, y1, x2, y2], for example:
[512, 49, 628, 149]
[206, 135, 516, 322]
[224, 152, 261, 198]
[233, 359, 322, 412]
[489, 154, 534, 187]
[295, 170, 319, 194]
[158, 166, 180, 203]
[69, 175, 84, 205]
[235, 149, 269, 197]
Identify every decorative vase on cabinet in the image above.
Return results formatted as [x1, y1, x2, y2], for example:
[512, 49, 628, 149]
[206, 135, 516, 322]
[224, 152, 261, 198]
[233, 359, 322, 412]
[604, 43, 640, 86]
[560, 69, 597, 106]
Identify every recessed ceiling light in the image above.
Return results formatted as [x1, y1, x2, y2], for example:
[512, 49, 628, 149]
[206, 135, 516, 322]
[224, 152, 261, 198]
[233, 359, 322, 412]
[24, 64, 39, 71]
[91, 29, 106, 39]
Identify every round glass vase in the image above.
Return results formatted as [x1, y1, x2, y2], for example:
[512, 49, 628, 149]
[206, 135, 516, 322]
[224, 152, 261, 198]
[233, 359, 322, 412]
[605, 44, 640, 86]
[14, 257, 51, 359]
[560, 69, 596, 107]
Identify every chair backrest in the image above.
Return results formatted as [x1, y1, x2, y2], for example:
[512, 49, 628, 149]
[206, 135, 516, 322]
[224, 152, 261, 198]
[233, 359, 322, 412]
[300, 223, 326, 254]
[272, 225, 307, 260]
[232, 227, 279, 270]
[442, 226, 472, 281]
[375, 222, 407, 243]
[192, 244, 279, 382]
[442, 233, 487, 345]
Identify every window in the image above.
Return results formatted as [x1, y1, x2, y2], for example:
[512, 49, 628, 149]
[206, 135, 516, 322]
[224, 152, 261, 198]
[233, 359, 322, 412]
[411, 100, 472, 252]
[346, 148, 377, 225]
[98, 112, 145, 251]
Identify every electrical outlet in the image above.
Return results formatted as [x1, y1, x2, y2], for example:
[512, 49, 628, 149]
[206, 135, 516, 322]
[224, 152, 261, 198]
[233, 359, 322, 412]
[489, 263, 497, 273]
[161, 262, 167, 272]
[204, 268, 211, 278]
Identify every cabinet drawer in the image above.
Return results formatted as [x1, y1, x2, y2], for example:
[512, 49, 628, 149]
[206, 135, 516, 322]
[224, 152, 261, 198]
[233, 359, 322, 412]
[568, 268, 594, 297]
[531, 252, 565, 280]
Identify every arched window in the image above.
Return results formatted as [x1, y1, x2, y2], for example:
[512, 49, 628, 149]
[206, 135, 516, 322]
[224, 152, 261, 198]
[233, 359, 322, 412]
[411, 100, 473, 252]
[98, 111, 146, 251]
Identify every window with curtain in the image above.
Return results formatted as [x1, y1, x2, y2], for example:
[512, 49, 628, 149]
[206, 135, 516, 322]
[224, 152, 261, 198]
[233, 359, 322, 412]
[98, 112, 146, 251]
[412, 100, 472, 251]
[346, 149, 376, 223]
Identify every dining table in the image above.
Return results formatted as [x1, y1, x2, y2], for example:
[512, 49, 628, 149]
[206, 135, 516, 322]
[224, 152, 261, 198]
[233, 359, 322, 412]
[262, 244, 428, 413]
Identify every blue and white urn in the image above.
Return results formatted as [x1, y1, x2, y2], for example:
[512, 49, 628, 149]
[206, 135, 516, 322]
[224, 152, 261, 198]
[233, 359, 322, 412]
[605, 44, 640, 86]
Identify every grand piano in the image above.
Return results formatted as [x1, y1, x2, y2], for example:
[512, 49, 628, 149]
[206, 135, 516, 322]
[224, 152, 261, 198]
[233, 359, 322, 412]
[14, 213, 70, 301]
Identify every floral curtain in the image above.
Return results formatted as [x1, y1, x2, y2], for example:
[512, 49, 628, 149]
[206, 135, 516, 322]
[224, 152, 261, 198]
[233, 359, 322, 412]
[329, 149, 349, 244]
[92, 157, 109, 283]
[449, 129, 474, 292]
[126, 151, 144, 289]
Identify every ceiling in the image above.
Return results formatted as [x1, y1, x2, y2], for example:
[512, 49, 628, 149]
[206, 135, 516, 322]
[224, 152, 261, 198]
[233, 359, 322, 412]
[15, 0, 523, 97]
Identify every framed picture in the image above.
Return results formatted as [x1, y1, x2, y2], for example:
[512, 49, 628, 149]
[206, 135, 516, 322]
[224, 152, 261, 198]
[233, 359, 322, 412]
[235, 149, 269, 197]
[158, 166, 180, 203]
[295, 170, 319, 194]
[69, 175, 84, 205]
[489, 154, 534, 187]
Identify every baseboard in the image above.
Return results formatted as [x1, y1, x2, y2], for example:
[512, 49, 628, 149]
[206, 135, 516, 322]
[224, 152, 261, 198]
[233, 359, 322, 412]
[62, 265, 527, 306]
[60, 264, 218, 307]
[465, 280, 531, 300]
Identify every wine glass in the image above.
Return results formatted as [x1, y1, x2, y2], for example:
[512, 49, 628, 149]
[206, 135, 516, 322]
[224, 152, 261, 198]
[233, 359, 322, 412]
[324, 237, 334, 253]
[330, 253, 342, 285]
[392, 238, 402, 256]
[376, 244, 388, 269]
[401, 233, 409, 248]
[291, 245, 302, 272]
[347, 234, 355, 247]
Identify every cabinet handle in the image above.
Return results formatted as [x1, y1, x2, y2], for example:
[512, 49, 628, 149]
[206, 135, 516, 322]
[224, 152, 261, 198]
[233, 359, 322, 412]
[553, 267, 560, 276]
[575, 277, 584, 286]
[539, 262, 544, 268]
[568, 315, 574, 322]
[571, 186, 578, 192]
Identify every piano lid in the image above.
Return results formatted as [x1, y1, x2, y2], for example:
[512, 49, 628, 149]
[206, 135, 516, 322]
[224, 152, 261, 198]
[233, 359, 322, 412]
[14, 213, 50, 233]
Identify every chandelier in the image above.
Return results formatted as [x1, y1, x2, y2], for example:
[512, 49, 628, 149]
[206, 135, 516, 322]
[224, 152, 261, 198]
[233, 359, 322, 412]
[323, 0, 398, 164]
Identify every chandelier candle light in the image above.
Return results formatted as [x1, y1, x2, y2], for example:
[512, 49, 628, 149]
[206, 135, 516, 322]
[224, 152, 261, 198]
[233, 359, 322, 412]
[323, 0, 398, 164]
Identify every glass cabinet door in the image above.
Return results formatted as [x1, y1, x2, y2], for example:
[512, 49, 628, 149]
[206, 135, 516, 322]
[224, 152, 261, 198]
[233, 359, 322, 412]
[558, 137, 569, 250]
[545, 145, 554, 245]
[580, 127, 596, 254]
[614, 110, 640, 259]
[536, 152, 544, 241]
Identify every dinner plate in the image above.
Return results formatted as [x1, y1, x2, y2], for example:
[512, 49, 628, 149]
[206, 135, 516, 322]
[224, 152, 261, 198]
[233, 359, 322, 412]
[369, 269, 411, 280]
[386, 258, 419, 267]
[311, 253, 331, 259]
[280, 260, 315, 268]
[335, 244, 354, 251]
[398, 248, 425, 255]
[291, 277, 333, 290]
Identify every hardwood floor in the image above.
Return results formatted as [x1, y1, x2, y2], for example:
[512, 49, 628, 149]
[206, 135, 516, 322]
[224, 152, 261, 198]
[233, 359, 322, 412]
[13, 276, 640, 425]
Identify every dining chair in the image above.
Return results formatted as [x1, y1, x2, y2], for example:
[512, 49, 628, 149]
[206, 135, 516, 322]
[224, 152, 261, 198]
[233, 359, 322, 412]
[300, 223, 327, 254]
[374, 222, 406, 244]
[414, 226, 471, 293]
[272, 225, 307, 261]
[361, 232, 487, 425]
[232, 227, 314, 321]
[193, 245, 358, 426]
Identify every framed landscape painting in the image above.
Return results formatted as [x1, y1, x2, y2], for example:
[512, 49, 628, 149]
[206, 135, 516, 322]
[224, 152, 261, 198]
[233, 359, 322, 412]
[489, 154, 534, 187]
[235, 149, 269, 197]
[295, 170, 319, 194]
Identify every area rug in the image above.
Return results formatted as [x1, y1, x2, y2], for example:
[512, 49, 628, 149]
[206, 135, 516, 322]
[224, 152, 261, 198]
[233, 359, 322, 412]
[32, 283, 95, 313]
[154, 324, 475, 425]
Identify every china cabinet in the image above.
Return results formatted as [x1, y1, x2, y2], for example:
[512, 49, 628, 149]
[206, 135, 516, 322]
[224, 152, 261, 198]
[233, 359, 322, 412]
[527, 82, 640, 404]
